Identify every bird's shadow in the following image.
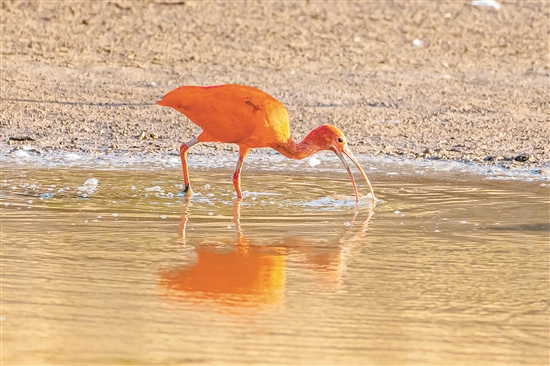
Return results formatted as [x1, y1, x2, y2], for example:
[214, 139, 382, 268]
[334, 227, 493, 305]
[1, 98, 156, 108]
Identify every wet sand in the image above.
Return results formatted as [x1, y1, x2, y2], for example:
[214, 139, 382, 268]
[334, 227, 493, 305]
[1, 1, 549, 173]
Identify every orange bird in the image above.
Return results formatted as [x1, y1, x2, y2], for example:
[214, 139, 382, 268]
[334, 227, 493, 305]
[157, 84, 376, 205]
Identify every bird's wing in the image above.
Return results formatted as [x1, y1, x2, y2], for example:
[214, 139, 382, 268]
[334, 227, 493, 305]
[158, 85, 289, 145]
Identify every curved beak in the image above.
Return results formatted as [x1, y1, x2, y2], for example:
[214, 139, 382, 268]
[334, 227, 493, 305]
[333, 145, 376, 206]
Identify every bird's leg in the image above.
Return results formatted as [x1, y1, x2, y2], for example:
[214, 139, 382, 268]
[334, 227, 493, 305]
[179, 137, 198, 196]
[232, 148, 250, 198]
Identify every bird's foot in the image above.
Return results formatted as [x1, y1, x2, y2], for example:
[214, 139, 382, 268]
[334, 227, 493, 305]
[177, 185, 193, 197]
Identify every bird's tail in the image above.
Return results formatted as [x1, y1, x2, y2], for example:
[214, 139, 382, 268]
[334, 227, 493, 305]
[157, 86, 193, 108]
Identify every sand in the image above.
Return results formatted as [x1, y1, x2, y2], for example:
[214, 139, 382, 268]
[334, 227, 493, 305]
[1, 1, 549, 172]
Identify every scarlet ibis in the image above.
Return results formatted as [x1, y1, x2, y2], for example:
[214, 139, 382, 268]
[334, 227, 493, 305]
[157, 84, 375, 205]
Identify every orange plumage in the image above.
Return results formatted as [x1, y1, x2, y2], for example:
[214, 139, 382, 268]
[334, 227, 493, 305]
[158, 84, 291, 148]
[157, 84, 375, 205]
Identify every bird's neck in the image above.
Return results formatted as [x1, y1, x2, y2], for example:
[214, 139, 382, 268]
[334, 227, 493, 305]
[271, 134, 323, 160]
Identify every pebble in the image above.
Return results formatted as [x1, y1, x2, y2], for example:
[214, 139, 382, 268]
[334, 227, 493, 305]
[514, 154, 529, 162]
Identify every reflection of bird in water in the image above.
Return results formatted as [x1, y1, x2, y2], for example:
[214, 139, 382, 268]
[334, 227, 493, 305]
[159, 200, 286, 312]
[158, 199, 373, 312]
[157, 84, 375, 205]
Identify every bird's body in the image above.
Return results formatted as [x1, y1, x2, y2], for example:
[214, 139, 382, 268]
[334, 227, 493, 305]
[159, 84, 291, 149]
[157, 84, 375, 205]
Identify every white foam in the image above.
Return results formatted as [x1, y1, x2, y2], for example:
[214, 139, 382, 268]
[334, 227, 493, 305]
[64, 153, 82, 161]
[77, 178, 99, 194]
[308, 157, 321, 167]
[13, 150, 29, 158]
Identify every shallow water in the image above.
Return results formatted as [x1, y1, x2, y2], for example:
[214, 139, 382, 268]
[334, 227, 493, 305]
[1, 162, 548, 365]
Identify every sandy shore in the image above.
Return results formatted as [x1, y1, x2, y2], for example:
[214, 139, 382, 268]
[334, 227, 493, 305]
[1, 1, 548, 173]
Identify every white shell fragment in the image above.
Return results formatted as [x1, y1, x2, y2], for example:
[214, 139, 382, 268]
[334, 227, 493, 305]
[471, 0, 501, 10]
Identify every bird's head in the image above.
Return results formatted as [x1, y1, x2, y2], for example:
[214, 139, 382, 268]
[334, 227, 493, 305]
[310, 125, 376, 206]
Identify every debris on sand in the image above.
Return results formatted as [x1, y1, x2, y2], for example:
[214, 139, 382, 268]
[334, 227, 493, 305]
[471, 0, 501, 10]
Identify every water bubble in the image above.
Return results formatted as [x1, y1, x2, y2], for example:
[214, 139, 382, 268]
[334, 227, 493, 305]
[412, 39, 422, 46]
[27, 200, 33, 204]
[84, 178, 98, 186]
[204, 184, 211, 189]
[394, 210, 401, 214]
[145, 186, 163, 192]
[40, 193, 55, 200]
[208, 212, 214, 216]
[160, 215, 167, 219]
[78, 178, 98, 194]
[435, 230, 441, 233]
[344, 222, 351, 227]
[461, 221, 467, 224]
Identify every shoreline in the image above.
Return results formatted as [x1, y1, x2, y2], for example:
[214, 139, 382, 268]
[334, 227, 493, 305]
[3, 147, 549, 183]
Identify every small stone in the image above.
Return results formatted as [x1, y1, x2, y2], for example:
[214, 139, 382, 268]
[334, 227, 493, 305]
[139, 131, 147, 140]
[150, 133, 158, 139]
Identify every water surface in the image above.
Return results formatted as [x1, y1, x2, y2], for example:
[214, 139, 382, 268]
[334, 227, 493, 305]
[1, 163, 548, 365]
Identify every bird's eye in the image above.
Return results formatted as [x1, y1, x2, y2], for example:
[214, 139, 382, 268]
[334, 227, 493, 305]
[337, 137, 344, 143]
